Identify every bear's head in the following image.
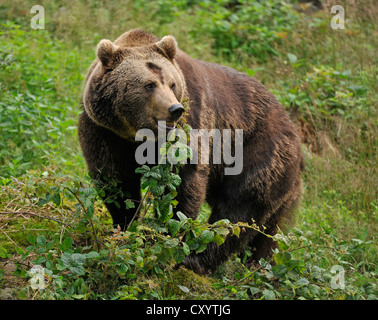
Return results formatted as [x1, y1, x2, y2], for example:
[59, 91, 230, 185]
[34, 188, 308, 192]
[83, 34, 186, 140]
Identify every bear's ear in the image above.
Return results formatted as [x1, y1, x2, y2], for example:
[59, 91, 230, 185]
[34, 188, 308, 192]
[96, 39, 121, 68]
[156, 35, 177, 60]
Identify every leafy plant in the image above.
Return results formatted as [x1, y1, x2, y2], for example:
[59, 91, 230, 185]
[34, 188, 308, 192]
[277, 66, 371, 119]
[5, 125, 258, 299]
[217, 228, 377, 300]
[0, 22, 86, 178]
[191, 0, 300, 62]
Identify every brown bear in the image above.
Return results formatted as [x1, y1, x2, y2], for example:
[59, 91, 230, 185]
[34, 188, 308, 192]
[78, 29, 303, 275]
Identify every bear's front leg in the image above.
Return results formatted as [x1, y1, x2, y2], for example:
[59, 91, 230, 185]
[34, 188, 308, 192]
[97, 176, 141, 230]
[175, 164, 209, 219]
[78, 111, 143, 230]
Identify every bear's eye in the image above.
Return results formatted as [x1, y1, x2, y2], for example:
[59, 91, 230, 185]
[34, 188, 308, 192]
[170, 83, 176, 91]
[145, 82, 156, 91]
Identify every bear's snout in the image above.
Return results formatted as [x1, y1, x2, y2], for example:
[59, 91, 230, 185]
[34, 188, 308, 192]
[168, 104, 185, 121]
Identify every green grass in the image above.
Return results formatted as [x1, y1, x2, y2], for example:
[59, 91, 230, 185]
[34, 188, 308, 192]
[0, 21, 87, 178]
[0, 0, 376, 300]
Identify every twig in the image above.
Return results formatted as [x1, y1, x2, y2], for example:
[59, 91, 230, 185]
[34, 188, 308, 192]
[232, 266, 263, 284]
[2, 230, 22, 250]
[0, 211, 72, 227]
[3, 197, 19, 211]
[64, 187, 100, 252]
[126, 186, 151, 231]
[287, 244, 340, 253]
[137, 197, 153, 223]
[4, 228, 51, 233]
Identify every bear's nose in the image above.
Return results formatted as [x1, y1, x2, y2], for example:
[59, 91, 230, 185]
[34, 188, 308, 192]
[168, 104, 185, 121]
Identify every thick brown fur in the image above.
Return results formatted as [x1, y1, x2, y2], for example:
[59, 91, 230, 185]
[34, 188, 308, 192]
[78, 29, 303, 275]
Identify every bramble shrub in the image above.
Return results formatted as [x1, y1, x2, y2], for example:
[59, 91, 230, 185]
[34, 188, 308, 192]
[10, 123, 257, 299]
[215, 227, 377, 300]
[11, 129, 375, 300]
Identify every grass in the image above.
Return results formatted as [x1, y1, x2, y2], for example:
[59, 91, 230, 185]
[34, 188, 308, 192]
[0, 0, 376, 300]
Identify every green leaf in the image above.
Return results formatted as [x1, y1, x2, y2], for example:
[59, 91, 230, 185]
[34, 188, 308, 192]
[34, 256, 46, 265]
[51, 192, 61, 206]
[249, 287, 260, 295]
[27, 234, 36, 245]
[157, 249, 171, 264]
[146, 167, 162, 179]
[83, 187, 96, 197]
[277, 239, 289, 251]
[61, 252, 86, 276]
[170, 174, 181, 187]
[150, 184, 165, 197]
[0, 248, 8, 259]
[85, 201, 95, 218]
[56, 263, 67, 271]
[214, 226, 230, 237]
[182, 242, 190, 255]
[116, 263, 129, 276]
[274, 252, 292, 265]
[70, 265, 86, 276]
[46, 240, 54, 250]
[167, 173, 182, 191]
[263, 289, 276, 300]
[151, 244, 162, 254]
[125, 199, 135, 209]
[164, 239, 179, 248]
[273, 264, 288, 277]
[156, 194, 174, 222]
[46, 260, 54, 270]
[200, 230, 214, 244]
[287, 259, 302, 269]
[72, 253, 86, 265]
[36, 235, 46, 247]
[156, 203, 173, 223]
[37, 193, 51, 206]
[85, 251, 100, 259]
[167, 220, 181, 236]
[176, 211, 187, 221]
[61, 237, 73, 250]
[196, 243, 207, 253]
[232, 226, 241, 237]
[177, 285, 190, 293]
[173, 248, 186, 263]
[347, 84, 368, 96]
[213, 234, 225, 246]
[296, 278, 310, 287]
[135, 165, 150, 174]
[61, 252, 72, 266]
